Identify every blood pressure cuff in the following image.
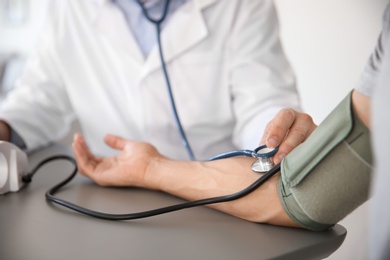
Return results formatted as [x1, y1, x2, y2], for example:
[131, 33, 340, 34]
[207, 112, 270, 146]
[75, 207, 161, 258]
[278, 91, 373, 231]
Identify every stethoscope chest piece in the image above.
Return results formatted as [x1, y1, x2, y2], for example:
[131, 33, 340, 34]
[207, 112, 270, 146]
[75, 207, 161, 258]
[251, 145, 278, 173]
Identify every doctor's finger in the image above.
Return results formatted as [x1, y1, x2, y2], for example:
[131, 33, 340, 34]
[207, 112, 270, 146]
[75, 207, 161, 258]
[261, 108, 297, 148]
[273, 113, 316, 164]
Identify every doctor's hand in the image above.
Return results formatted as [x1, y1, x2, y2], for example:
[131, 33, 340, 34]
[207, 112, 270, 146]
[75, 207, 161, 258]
[260, 108, 317, 164]
[72, 133, 163, 188]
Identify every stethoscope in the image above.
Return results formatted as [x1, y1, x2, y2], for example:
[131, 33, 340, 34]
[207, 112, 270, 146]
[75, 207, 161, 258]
[137, 0, 279, 173]
[137, 0, 195, 160]
[209, 144, 279, 173]
[137, 0, 278, 172]
[21, 0, 280, 221]
[24, 151, 280, 221]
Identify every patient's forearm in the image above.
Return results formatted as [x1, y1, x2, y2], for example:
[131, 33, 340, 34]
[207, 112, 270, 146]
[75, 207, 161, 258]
[144, 156, 299, 227]
[74, 134, 299, 227]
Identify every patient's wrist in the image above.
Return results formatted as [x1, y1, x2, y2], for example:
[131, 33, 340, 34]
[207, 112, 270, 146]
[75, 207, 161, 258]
[143, 156, 168, 190]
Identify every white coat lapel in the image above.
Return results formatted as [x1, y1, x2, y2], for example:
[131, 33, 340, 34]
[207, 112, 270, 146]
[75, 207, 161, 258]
[93, 0, 145, 67]
[140, 0, 218, 79]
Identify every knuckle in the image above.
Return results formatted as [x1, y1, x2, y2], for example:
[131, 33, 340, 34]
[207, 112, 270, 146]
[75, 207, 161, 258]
[299, 113, 314, 124]
[268, 117, 287, 133]
[281, 143, 296, 153]
[289, 128, 307, 141]
[278, 108, 296, 120]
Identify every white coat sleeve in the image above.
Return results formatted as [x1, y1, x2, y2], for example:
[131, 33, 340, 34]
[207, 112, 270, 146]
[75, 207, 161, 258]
[0, 1, 74, 150]
[227, 0, 301, 149]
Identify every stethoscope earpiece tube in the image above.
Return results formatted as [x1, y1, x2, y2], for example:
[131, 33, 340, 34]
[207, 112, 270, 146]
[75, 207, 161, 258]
[138, 0, 195, 160]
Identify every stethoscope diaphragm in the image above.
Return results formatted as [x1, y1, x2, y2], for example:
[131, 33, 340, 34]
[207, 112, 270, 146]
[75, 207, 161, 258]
[251, 145, 278, 173]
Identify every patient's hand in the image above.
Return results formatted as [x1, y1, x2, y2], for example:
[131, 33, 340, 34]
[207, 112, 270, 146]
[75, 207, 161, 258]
[72, 133, 163, 187]
[260, 109, 317, 164]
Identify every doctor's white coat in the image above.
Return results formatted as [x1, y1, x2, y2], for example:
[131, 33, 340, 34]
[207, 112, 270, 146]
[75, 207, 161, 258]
[0, 0, 300, 160]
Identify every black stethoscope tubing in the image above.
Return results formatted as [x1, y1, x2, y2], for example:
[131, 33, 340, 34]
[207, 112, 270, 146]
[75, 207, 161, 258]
[23, 152, 280, 221]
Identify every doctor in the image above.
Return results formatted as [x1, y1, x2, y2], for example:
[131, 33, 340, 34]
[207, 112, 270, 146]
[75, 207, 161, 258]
[0, 0, 300, 160]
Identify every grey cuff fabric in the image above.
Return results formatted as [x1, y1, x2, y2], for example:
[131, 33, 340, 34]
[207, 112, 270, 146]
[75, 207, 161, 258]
[277, 91, 372, 231]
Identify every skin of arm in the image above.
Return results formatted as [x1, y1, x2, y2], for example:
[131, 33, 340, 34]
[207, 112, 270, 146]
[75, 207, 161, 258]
[73, 133, 299, 228]
[351, 90, 371, 128]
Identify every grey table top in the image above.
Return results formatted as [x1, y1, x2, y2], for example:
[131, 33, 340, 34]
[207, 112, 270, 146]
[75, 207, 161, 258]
[0, 144, 347, 260]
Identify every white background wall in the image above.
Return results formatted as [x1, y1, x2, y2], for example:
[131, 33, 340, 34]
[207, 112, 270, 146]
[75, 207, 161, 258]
[0, 0, 388, 259]
[0, 0, 49, 56]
